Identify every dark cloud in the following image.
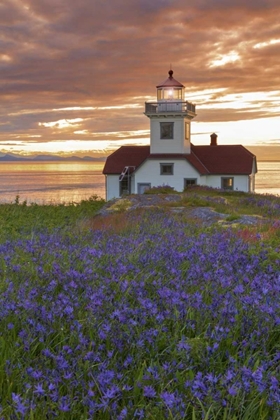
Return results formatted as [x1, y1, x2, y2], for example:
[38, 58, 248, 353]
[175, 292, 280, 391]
[0, 0, 279, 149]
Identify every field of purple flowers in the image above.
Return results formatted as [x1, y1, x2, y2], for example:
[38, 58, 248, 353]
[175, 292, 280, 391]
[0, 193, 280, 419]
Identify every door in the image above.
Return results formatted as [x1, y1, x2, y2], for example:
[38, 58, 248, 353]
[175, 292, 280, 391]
[137, 183, 151, 194]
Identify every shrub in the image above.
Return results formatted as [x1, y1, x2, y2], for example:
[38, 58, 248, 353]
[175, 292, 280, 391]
[144, 185, 175, 194]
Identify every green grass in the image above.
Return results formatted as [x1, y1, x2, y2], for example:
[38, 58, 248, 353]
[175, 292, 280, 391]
[0, 195, 105, 242]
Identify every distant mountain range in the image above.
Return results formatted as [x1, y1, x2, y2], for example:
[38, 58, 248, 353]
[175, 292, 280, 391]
[0, 153, 106, 162]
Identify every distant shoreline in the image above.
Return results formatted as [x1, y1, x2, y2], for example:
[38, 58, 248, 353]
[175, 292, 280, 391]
[257, 160, 280, 162]
[0, 155, 106, 163]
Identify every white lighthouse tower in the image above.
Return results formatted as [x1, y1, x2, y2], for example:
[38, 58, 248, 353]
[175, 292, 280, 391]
[144, 69, 196, 154]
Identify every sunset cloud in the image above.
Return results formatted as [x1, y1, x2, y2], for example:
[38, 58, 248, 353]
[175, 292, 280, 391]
[0, 0, 279, 155]
[39, 118, 84, 129]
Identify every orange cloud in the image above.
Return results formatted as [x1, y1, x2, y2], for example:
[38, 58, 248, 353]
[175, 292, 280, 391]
[0, 0, 279, 154]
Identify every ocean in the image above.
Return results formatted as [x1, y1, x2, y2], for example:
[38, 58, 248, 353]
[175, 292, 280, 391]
[0, 161, 106, 204]
[0, 161, 279, 204]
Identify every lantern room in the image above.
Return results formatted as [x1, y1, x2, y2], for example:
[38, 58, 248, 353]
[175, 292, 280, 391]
[156, 69, 185, 101]
[144, 70, 196, 117]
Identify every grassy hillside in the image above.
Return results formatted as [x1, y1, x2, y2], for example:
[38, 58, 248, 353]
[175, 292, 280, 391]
[0, 189, 279, 419]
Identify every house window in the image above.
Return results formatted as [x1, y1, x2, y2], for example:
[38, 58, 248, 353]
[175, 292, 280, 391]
[160, 122, 174, 139]
[221, 177, 234, 190]
[185, 122, 190, 140]
[160, 163, 174, 175]
[184, 178, 197, 188]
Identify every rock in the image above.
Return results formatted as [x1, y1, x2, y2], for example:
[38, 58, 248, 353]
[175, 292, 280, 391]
[97, 194, 268, 227]
[188, 207, 227, 225]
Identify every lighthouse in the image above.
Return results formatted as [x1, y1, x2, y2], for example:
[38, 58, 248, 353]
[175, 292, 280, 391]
[103, 69, 257, 200]
[144, 70, 196, 154]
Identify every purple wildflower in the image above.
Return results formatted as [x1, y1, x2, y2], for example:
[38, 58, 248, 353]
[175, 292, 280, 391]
[12, 393, 28, 416]
[34, 383, 45, 396]
[59, 396, 71, 412]
[228, 386, 238, 396]
[117, 407, 128, 419]
[143, 386, 156, 398]
[160, 391, 176, 408]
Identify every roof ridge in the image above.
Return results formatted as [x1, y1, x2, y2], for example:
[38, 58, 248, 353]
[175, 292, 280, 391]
[190, 146, 210, 174]
[193, 144, 243, 148]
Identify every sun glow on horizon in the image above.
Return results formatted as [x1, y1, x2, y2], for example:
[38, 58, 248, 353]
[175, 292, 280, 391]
[192, 116, 280, 145]
[0, 136, 150, 156]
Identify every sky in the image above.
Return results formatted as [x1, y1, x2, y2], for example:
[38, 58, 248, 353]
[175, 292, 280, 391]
[0, 0, 280, 159]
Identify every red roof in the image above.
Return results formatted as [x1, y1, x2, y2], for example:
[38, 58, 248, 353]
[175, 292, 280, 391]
[103, 146, 150, 175]
[156, 70, 184, 89]
[192, 144, 255, 174]
[103, 144, 255, 175]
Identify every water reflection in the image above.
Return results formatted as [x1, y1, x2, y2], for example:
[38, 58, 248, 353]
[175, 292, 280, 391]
[0, 161, 105, 204]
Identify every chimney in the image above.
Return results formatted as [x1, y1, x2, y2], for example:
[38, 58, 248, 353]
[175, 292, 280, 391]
[210, 133, 218, 146]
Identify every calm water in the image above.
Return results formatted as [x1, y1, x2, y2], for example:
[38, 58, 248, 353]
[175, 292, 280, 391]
[255, 161, 280, 196]
[0, 161, 279, 204]
[0, 162, 106, 204]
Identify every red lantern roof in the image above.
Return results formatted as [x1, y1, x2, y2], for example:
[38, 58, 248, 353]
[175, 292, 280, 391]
[156, 70, 185, 88]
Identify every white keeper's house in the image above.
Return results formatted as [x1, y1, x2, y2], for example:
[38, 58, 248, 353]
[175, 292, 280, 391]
[103, 70, 257, 201]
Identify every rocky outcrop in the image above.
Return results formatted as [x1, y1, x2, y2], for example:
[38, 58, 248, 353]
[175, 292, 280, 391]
[97, 194, 267, 227]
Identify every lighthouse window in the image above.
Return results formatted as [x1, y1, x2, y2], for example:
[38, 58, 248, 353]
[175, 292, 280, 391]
[185, 122, 190, 140]
[160, 163, 174, 175]
[157, 89, 163, 100]
[160, 122, 174, 139]
[162, 88, 182, 100]
[173, 88, 182, 99]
